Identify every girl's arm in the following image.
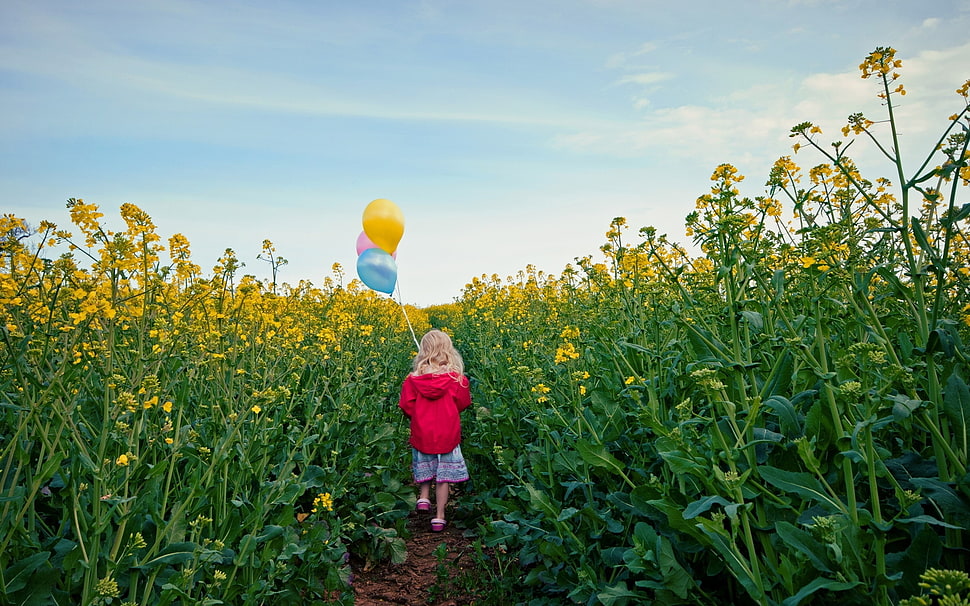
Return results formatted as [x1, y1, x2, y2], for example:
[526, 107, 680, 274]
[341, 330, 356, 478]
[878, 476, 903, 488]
[455, 377, 472, 413]
[399, 377, 416, 417]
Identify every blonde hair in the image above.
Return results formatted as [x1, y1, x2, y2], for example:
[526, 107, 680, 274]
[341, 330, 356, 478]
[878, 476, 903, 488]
[412, 330, 464, 376]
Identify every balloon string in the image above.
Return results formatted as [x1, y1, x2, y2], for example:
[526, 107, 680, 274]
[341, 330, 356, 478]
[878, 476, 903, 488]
[394, 282, 420, 349]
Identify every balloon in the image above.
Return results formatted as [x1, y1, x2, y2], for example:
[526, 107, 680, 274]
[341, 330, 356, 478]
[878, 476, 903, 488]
[356, 231, 378, 255]
[356, 247, 397, 294]
[356, 231, 396, 258]
[362, 198, 404, 254]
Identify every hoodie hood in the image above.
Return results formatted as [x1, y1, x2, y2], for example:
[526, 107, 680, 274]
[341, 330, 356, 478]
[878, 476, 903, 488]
[409, 373, 462, 400]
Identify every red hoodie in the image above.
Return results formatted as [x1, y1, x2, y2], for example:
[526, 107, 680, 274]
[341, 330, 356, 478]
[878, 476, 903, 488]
[399, 372, 472, 454]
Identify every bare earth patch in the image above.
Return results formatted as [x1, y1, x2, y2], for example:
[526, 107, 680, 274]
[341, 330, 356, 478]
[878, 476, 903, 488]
[352, 507, 483, 606]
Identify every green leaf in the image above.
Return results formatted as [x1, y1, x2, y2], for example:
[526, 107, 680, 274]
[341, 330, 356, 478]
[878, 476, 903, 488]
[895, 514, 963, 529]
[909, 478, 970, 528]
[924, 328, 956, 357]
[761, 353, 795, 402]
[944, 202, 970, 225]
[781, 577, 861, 606]
[696, 520, 764, 602]
[740, 310, 764, 332]
[683, 495, 733, 520]
[270, 481, 303, 505]
[300, 464, 328, 488]
[2, 552, 50, 594]
[885, 524, 943, 595]
[758, 466, 845, 513]
[875, 266, 910, 300]
[747, 427, 785, 446]
[657, 535, 694, 599]
[524, 483, 559, 520]
[557, 507, 579, 522]
[804, 399, 834, 451]
[0, 486, 25, 504]
[255, 525, 285, 543]
[683, 323, 732, 364]
[137, 542, 198, 569]
[764, 394, 802, 438]
[35, 452, 65, 486]
[891, 395, 925, 421]
[629, 485, 659, 517]
[596, 581, 641, 606]
[775, 521, 830, 572]
[943, 371, 969, 446]
[655, 437, 705, 475]
[388, 535, 407, 564]
[365, 423, 397, 446]
[631, 521, 658, 549]
[910, 217, 938, 261]
[648, 499, 705, 539]
[772, 269, 785, 298]
[575, 439, 625, 474]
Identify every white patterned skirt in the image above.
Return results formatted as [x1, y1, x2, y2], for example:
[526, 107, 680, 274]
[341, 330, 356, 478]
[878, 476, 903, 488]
[411, 445, 469, 484]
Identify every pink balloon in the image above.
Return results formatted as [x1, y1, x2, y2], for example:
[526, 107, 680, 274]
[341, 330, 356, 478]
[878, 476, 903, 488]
[356, 231, 397, 258]
[356, 231, 377, 255]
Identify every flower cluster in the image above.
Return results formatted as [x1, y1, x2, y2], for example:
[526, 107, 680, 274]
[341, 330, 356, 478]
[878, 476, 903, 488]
[312, 492, 334, 513]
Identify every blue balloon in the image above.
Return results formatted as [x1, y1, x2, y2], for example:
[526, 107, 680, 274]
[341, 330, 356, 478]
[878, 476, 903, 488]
[356, 247, 397, 294]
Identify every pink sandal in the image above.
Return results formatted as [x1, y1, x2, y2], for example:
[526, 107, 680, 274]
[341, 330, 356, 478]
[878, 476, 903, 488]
[431, 518, 447, 532]
[416, 499, 431, 512]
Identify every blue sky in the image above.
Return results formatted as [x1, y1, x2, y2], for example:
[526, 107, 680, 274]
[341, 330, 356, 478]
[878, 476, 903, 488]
[3, 0, 969, 306]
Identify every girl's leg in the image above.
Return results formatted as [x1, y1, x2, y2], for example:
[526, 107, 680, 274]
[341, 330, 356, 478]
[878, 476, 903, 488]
[435, 481, 449, 520]
[418, 481, 431, 503]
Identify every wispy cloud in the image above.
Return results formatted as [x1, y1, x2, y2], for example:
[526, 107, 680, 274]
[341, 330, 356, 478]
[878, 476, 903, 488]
[550, 41, 969, 175]
[616, 72, 674, 86]
[605, 42, 658, 69]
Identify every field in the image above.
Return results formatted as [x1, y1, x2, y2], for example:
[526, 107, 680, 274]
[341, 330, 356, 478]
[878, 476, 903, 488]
[2, 47, 969, 606]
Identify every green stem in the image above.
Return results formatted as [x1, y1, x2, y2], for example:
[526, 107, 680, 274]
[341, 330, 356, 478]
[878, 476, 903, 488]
[864, 426, 888, 602]
[816, 306, 859, 525]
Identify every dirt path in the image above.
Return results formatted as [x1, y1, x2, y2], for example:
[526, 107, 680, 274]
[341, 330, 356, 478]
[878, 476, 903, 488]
[352, 508, 482, 605]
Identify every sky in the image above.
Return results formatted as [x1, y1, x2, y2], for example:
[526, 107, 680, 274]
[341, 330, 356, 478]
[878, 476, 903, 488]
[2, 0, 969, 307]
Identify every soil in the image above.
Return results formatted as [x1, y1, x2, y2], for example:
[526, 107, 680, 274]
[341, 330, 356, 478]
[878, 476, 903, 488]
[351, 504, 484, 606]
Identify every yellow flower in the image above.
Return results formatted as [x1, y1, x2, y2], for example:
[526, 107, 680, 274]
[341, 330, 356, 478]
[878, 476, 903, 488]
[95, 576, 121, 598]
[559, 325, 580, 339]
[116, 453, 130, 466]
[162, 401, 173, 413]
[554, 342, 580, 364]
[624, 376, 636, 385]
[312, 492, 334, 513]
[251, 405, 262, 414]
[800, 257, 817, 268]
[165, 437, 174, 445]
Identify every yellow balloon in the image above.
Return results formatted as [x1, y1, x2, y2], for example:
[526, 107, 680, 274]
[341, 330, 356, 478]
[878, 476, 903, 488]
[362, 198, 405, 254]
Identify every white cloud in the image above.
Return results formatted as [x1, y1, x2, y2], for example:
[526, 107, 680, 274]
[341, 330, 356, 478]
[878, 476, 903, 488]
[616, 72, 674, 86]
[605, 41, 658, 69]
[551, 41, 969, 175]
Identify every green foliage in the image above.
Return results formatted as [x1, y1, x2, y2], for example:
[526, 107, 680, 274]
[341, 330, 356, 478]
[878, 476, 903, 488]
[0, 219, 425, 604]
[455, 46, 970, 605]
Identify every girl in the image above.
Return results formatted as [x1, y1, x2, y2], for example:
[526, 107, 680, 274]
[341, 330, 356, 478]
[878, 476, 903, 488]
[399, 330, 472, 532]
